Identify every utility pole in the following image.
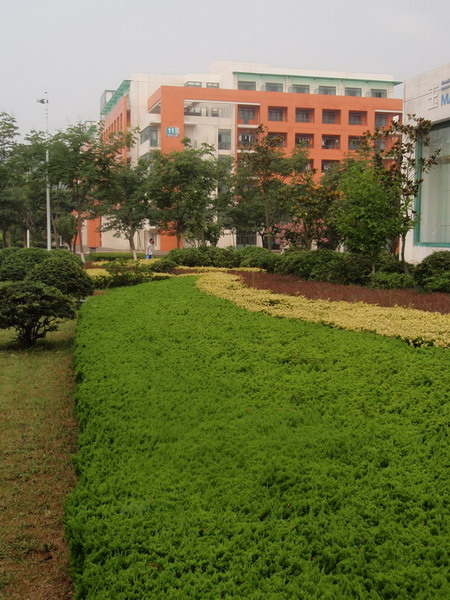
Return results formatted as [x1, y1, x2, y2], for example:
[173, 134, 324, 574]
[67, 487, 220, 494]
[37, 93, 51, 250]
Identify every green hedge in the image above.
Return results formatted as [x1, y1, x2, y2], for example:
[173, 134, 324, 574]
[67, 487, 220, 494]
[67, 277, 450, 599]
[86, 252, 146, 262]
[413, 251, 450, 292]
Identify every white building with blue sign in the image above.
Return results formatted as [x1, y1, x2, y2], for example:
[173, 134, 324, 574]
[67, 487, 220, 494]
[404, 63, 450, 262]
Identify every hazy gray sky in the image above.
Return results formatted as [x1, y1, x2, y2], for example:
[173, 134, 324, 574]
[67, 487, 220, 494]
[1, 0, 449, 136]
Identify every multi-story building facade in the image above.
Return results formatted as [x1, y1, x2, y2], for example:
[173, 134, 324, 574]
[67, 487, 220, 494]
[403, 63, 450, 263]
[87, 62, 402, 253]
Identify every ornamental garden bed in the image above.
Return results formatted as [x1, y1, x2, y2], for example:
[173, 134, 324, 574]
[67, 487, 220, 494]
[237, 271, 450, 315]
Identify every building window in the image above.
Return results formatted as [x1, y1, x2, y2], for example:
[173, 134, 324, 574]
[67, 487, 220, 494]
[296, 108, 314, 123]
[322, 110, 340, 124]
[345, 87, 362, 97]
[238, 81, 256, 90]
[184, 81, 202, 87]
[238, 131, 256, 147]
[236, 231, 257, 248]
[210, 107, 220, 117]
[206, 82, 219, 88]
[184, 105, 202, 116]
[268, 107, 286, 121]
[418, 123, 450, 244]
[295, 133, 313, 148]
[375, 139, 386, 152]
[218, 129, 231, 150]
[291, 84, 310, 94]
[322, 135, 340, 150]
[348, 136, 362, 151]
[371, 89, 387, 98]
[140, 126, 159, 147]
[265, 82, 283, 92]
[238, 106, 257, 123]
[349, 111, 367, 125]
[375, 113, 388, 128]
[322, 160, 339, 173]
[267, 132, 287, 147]
[318, 86, 336, 95]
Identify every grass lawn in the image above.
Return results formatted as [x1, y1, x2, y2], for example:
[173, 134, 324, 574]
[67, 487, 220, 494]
[0, 321, 77, 600]
[68, 277, 450, 599]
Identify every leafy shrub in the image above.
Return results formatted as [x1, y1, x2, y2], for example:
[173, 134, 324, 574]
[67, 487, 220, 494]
[93, 273, 148, 289]
[203, 246, 241, 268]
[0, 282, 75, 347]
[341, 253, 373, 285]
[414, 251, 450, 290]
[237, 246, 281, 272]
[104, 259, 153, 277]
[369, 272, 416, 290]
[422, 272, 450, 293]
[27, 256, 94, 300]
[166, 247, 211, 267]
[276, 249, 347, 283]
[0, 247, 20, 267]
[0, 247, 49, 281]
[50, 249, 83, 266]
[149, 258, 177, 273]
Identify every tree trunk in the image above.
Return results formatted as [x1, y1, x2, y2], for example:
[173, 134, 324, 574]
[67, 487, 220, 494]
[263, 198, 272, 252]
[76, 215, 85, 263]
[129, 228, 137, 260]
[51, 215, 60, 248]
[400, 233, 409, 274]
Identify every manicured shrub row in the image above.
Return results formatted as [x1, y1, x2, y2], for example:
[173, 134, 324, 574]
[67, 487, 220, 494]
[196, 271, 450, 347]
[85, 251, 146, 262]
[88, 259, 173, 289]
[68, 277, 450, 599]
[165, 247, 450, 291]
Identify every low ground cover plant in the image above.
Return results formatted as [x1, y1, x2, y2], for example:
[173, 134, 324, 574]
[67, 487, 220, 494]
[67, 277, 450, 599]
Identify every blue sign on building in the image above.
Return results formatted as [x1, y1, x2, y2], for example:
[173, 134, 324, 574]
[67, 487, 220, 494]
[166, 127, 179, 137]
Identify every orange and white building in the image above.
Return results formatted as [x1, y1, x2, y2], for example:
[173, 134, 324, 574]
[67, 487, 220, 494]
[87, 62, 402, 252]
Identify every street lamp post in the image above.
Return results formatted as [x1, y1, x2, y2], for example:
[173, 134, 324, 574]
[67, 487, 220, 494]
[37, 93, 51, 251]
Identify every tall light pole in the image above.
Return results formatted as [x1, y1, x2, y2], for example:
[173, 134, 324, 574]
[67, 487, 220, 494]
[37, 93, 51, 251]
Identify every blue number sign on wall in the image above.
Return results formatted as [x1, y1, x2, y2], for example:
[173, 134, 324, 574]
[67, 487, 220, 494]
[166, 127, 179, 137]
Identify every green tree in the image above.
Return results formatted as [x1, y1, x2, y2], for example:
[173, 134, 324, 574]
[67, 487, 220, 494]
[334, 160, 399, 274]
[49, 124, 132, 261]
[232, 127, 309, 251]
[0, 113, 23, 246]
[280, 170, 340, 250]
[146, 140, 225, 248]
[361, 115, 440, 270]
[95, 158, 151, 259]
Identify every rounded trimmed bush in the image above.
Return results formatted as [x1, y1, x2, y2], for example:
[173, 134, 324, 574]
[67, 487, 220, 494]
[150, 259, 177, 273]
[237, 247, 281, 272]
[27, 256, 94, 300]
[0, 281, 76, 347]
[414, 251, 450, 290]
[0, 247, 49, 281]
